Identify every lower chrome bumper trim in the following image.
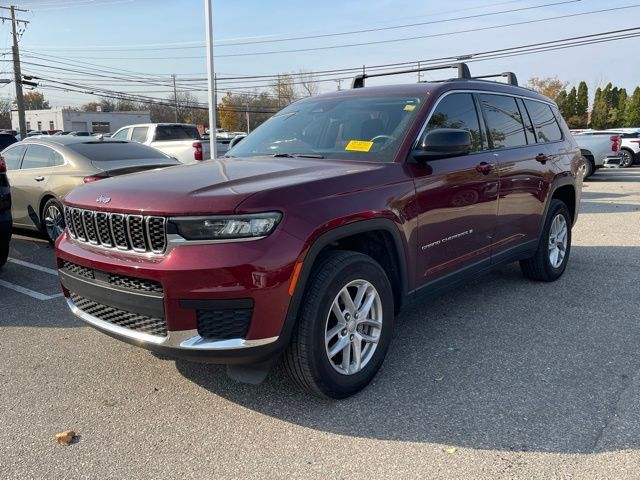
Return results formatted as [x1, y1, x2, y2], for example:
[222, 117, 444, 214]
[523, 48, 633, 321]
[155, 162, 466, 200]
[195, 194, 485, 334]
[66, 296, 279, 351]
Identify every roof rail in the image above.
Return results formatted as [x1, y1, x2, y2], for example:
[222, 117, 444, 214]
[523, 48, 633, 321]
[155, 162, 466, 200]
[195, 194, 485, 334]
[351, 62, 471, 89]
[471, 72, 518, 86]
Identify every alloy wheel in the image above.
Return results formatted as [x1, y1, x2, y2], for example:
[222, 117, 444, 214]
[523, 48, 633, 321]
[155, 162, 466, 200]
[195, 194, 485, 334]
[324, 279, 383, 375]
[44, 204, 65, 242]
[620, 150, 633, 168]
[548, 214, 568, 268]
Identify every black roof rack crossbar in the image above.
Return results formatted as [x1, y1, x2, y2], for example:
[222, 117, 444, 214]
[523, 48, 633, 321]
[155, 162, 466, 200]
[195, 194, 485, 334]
[351, 62, 471, 89]
[472, 72, 518, 86]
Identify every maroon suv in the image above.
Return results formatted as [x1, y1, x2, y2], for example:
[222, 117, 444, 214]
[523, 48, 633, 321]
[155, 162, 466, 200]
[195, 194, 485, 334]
[56, 64, 582, 398]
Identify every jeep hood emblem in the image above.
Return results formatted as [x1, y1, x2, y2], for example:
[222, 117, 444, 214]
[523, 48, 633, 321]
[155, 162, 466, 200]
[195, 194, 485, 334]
[96, 195, 111, 204]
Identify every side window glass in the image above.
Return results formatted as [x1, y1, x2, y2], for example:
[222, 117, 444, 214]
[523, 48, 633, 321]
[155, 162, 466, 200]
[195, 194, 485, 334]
[479, 94, 527, 149]
[426, 93, 483, 152]
[50, 150, 64, 167]
[21, 145, 54, 169]
[524, 100, 563, 143]
[112, 128, 129, 140]
[516, 98, 536, 144]
[2, 145, 26, 170]
[130, 127, 149, 143]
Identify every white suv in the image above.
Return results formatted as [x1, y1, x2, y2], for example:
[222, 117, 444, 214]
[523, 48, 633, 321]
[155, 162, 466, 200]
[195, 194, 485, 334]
[611, 129, 640, 167]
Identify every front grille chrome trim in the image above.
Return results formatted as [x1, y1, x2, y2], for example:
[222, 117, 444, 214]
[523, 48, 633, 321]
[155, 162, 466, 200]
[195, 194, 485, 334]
[64, 207, 167, 254]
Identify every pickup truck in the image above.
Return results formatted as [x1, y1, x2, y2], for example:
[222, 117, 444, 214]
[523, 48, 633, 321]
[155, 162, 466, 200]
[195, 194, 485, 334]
[572, 131, 622, 178]
[111, 123, 211, 164]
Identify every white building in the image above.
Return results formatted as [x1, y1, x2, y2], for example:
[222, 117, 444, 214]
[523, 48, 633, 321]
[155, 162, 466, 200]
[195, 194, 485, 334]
[11, 109, 151, 134]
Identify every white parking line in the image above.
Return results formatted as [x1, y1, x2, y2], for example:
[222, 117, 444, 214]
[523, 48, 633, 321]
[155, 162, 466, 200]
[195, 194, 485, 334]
[0, 279, 63, 301]
[7, 258, 58, 276]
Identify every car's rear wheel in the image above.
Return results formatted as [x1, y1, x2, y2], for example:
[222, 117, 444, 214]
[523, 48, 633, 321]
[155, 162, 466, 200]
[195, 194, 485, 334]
[41, 198, 65, 245]
[520, 199, 572, 282]
[284, 250, 394, 399]
[620, 149, 634, 168]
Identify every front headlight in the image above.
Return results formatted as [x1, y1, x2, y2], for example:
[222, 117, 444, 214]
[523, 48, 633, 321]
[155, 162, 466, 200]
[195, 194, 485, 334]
[168, 212, 282, 241]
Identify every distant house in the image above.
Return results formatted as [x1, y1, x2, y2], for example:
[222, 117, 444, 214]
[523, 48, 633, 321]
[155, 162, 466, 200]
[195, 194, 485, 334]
[11, 108, 151, 133]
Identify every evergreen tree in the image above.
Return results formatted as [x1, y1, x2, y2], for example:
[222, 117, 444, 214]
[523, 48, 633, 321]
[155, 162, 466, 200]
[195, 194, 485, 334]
[565, 87, 577, 118]
[616, 88, 628, 127]
[625, 87, 640, 127]
[575, 81, 589, 128]
[591, 87, 608, 129]
[556, 90, 568, 118]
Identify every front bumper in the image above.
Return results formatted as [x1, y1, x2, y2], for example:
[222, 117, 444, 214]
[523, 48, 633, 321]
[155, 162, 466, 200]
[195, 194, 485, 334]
[56, 227, 304, 364]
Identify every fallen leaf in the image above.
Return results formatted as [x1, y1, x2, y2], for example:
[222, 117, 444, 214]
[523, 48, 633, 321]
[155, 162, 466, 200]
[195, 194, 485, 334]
[55, 430, 76, 445]
[445, 447, 457, 454]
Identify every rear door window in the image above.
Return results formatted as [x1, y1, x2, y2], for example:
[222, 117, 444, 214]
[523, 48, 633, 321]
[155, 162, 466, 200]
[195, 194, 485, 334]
[130, 126, 149, 143]
[479, 94, 527, 149]
[426, 93, 484, 152]
[523, 100, 563, 143]
[2, 144, 26, 170]
[21, 145, 56, 169]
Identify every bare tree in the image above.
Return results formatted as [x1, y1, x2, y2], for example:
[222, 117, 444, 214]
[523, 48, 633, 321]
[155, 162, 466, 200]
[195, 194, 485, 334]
[298, 70, 319, 97]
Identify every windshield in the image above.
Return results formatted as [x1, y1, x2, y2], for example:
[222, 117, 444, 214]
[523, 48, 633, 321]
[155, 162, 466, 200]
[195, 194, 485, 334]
[228, 94, 424, 162]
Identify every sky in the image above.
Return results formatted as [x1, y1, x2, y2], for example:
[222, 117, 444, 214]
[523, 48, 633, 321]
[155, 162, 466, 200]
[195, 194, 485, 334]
[0, 0, 637, 108]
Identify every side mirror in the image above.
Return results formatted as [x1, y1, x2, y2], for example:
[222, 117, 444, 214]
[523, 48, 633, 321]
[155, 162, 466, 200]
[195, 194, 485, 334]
[413, 128, 472, 161]
[229, 135, 246, 149]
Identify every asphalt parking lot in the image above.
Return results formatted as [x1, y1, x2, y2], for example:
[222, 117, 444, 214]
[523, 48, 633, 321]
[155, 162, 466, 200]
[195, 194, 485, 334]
[1, 167, 639, 479]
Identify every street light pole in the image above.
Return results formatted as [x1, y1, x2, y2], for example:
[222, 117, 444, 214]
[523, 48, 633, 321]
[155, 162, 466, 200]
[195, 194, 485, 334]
[204, 0, 218, 159]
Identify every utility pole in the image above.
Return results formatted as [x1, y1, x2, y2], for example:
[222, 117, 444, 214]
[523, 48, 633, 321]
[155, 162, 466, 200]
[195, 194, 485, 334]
[1, 5, 29, 138]
[171, 74, 178, 122]
[417, 62, 421, 83]
[204, 0, 218, 158]
[245, 100, 250, 134]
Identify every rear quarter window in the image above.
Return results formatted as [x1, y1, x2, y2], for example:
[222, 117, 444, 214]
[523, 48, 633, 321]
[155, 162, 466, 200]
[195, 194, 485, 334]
[523, 100, 563, 143]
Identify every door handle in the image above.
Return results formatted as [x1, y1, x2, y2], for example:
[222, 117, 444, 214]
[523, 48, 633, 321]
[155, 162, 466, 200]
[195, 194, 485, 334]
[34, 176, 45, 182]
[535, 153, 549, 164]
[475, 162, 494, 175]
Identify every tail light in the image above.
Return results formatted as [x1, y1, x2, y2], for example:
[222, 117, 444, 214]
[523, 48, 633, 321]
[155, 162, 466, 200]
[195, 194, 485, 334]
[610, 135, 619, 152]
[0, 155, 6, 172]
[193, 141, 203, 161]
[83, 175, 105, 183]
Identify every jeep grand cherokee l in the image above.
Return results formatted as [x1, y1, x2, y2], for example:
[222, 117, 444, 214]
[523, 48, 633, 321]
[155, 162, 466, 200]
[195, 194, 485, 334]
[56, 64, 582, 399]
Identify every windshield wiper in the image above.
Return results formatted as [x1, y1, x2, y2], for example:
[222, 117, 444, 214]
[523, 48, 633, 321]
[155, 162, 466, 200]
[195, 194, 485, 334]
[272, 153, 325, 159]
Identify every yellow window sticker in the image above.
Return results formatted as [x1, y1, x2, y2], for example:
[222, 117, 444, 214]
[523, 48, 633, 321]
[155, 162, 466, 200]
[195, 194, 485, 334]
[404, 104, 416, 111]
[345, 140, 374, 152]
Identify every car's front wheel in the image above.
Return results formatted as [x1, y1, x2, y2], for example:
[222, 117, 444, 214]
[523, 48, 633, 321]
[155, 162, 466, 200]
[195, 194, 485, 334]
[284, 250, 394, 399]
[41, 198, 65, 245]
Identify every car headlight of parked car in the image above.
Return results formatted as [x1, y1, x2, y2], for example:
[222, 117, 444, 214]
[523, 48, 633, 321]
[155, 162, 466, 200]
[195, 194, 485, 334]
[168, 212, 282, 241]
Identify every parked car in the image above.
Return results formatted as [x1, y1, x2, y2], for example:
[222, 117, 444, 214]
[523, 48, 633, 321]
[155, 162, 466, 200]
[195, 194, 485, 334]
[111, 123, 211, 163]
[2, 137, 180, 244]
[26, 130, 50, 137]
[609, 128, 640, 167]
[69, 131, 92, 137]
[0, 133, 18, 151]
[572, 131, 621, 177]
[56, 63, 582, 398]
[0, 153, 11, 267]
[53, 131, 73, 136]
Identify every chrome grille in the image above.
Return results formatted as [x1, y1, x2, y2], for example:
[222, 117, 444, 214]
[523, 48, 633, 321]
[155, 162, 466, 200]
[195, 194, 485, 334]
[64, 206, 167, 254]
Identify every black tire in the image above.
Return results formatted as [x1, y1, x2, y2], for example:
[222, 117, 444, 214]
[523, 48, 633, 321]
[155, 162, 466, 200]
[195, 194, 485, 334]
[520, 199, 572, 282]
[0, 238, 8, 268]
[40, 198, 65, 246]
[581, 155, 594, 179]
[620, 149, 634, 168]
[284, 250, 394, 399]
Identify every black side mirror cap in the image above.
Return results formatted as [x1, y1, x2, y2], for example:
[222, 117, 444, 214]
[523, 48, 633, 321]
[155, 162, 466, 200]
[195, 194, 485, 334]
[413, 128, 472, 161]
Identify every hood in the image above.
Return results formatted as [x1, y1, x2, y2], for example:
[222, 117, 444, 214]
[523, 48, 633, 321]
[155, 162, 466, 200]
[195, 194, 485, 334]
[64, 156, 382, 215]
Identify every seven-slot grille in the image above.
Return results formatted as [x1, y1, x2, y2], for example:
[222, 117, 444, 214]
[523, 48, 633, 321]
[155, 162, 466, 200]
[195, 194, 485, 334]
[64, 206, 166, 254]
